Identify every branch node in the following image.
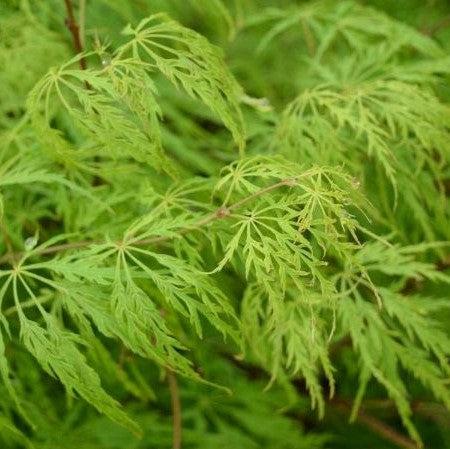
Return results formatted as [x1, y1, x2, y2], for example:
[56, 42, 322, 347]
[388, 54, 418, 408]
[216, 206, 231, 219]
[282, 177, 297, 187]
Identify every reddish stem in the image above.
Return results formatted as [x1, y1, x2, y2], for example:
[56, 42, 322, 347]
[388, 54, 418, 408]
[63, 0, 87, 70]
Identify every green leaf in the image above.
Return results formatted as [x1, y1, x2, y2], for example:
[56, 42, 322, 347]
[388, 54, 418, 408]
[118, 13, 246, 152]
[20, 317, 141, 436]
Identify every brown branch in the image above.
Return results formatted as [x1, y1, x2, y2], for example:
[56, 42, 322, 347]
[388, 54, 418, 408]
[223, 354, 424, 449]
[422, 15, 450, 37]
[166, 368, 182, 449]
[412, 401, 450, 428]
[0, 220, 14, 260]
[363, 399, 450, 428]
[63, 0, 87, 71]
[436, 254, 450, 271]
[301, 19, 316, 57]
[0, 178, 294, 266]
[78, 0, 86, 48]
[332, 398, 422, 449]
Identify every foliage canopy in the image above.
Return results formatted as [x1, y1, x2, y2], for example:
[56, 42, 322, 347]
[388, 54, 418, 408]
[0, 1, 449, 448]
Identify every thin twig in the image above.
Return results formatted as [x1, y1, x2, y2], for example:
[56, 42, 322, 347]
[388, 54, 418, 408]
[0, 178, 294, 266]
[0, 220, 15, 264]
[412, 401, 450, 428]
[301, 19, 316, 57]
[422, 14, 450, 37]
[63, 0, 87, 70]
[362, 398, 450, 428]
[0, 222, 13, 254]
[224, 355, 425, 449]
[166, 368, 182, 449]
[79, 0, 86, 48]
[332, 398, 422, 449]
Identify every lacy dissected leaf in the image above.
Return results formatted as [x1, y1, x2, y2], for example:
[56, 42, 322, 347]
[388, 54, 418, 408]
[354, 241, 450, 283]
[0, 414, 33, 449]
[10, 250, 197, 379]
[1, 1, 450, 447]
[26, 57, 172, 174]
[110, 271, 195, 377]
[0, 13, 68, 117]
[213, 157, 363, 289]
[335, 240, 450, 445]
[0, 317, 32, 427]
[250, 0, 442, 58]
[242, 283, 335, 417]
[19, 316, 140, 436]
[338, 291, 450, 447]
[118, 13, 246, 151]
[277, 46, 450, 240]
